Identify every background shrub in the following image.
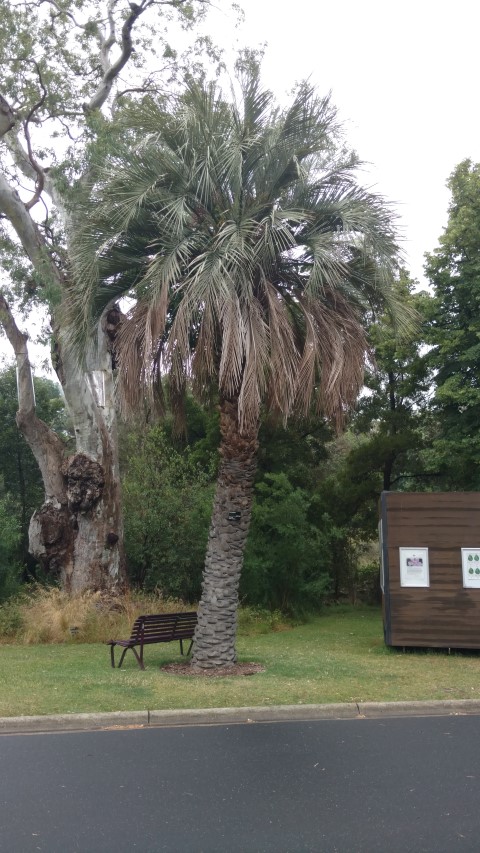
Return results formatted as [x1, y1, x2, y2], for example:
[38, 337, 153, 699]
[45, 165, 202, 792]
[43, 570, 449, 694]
[122, 426, 215, 601]
[242, 473, 332, 616]
[0, 493, 22, 602]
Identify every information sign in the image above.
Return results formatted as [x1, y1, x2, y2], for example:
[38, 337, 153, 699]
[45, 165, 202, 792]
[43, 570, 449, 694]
[399, 547, 430, 587]
[461, 549, 480, 588]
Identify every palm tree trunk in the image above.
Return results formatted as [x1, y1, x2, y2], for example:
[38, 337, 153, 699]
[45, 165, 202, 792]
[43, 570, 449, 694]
[192, 395, 258, 669]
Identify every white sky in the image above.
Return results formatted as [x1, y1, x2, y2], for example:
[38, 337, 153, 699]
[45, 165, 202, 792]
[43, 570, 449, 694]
[211, 0, 480, 285]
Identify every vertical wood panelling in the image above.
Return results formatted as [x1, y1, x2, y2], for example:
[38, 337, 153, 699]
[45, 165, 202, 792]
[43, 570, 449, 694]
[381, 492, 480, 648]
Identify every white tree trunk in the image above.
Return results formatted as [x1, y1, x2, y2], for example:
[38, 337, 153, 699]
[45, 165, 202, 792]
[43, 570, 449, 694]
[1, 294, 126, 592]
[54, 313, 126, 592]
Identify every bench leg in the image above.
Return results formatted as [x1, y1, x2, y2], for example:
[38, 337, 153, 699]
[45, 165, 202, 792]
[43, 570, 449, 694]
[132, 646, 145, 671]
[110, 644, 116, 668]
[117, 645, 145, 670]
[118, 647, 129, 668]
[180, 639, 194, 656]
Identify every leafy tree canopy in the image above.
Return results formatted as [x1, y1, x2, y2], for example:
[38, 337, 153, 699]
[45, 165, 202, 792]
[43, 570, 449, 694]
[0, 0, 219, 312]
[423, 159, 480, 489]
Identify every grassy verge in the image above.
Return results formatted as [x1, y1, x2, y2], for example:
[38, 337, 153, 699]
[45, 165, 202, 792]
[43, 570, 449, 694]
[1, 606, 480, 717]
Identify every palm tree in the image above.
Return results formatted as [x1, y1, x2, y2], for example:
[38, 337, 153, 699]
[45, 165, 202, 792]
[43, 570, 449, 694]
[70, 65, 402, 668]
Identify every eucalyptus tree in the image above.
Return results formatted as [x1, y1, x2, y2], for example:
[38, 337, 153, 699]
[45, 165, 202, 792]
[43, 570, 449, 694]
[70, 67, 402, 666]
[0, 0, 211, 591]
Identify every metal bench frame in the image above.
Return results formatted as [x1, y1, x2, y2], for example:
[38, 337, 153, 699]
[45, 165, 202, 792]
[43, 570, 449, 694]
[107, 612, 197, 670]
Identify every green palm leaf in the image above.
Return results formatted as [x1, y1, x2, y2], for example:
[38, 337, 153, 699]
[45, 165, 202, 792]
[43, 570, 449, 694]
[68, 64, 405, 429]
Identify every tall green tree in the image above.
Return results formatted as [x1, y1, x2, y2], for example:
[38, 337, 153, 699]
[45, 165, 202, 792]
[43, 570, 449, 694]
[423, 160, 480, 489]
[0, 0, 211, 591]
[329, 272, 430, 539]
[354, 275, 427, 489]
[71, 66, 403, 668]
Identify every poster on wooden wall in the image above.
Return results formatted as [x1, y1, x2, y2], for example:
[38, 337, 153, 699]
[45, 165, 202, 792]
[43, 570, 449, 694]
[461, 549, 480, 588]
[399, 548, 430, 587]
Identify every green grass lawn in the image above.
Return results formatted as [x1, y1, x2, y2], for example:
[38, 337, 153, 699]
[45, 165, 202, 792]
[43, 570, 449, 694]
[1, 607, 480, 717]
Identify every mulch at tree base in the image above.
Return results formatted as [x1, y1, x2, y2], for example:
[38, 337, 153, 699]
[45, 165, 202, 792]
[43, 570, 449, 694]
[161, 662, 266, 677]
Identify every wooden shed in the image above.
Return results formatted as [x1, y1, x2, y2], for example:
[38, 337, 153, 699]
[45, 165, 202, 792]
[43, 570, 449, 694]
[379, 491, 480, 648]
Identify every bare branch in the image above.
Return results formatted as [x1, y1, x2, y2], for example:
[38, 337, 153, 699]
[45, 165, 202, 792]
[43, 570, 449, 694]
[23, 124, 45, 210]
[0, 294, 32, 386]
[86, 0, 204, 112]
[34, 0, 81, 27]
[0, 94, 16, 139]
[85, 0, 153, 113]
[3, 128, 38, 183]
[103, 0, 118, 58]
[115, 85, 162, 99]
[0, 171, 63, 288]
[22, 62, 48, 210]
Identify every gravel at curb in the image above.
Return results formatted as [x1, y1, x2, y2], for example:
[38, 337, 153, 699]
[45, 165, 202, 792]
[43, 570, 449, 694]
[2, 699, 480, 734]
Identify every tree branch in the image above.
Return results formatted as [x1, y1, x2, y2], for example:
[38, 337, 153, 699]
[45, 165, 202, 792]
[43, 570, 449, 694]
[23, 0, 82, 27]
[0, 293, 66, 501]
[85, 0, 153, 113]
[0, 294, 34, 415]
[0, 94, 16, 139]
[3, 128, 38, 183]
[0, 171, 63, 288]
[0, 87, 55, 203]
[23, 62, 48, 210]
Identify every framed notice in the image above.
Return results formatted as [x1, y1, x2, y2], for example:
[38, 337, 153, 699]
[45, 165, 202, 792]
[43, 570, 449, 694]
[399, 548, 430, 587]
[461, 549, 480, 588]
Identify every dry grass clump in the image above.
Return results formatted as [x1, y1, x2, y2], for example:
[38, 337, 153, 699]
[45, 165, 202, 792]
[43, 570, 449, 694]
[0, 586, 193, 644]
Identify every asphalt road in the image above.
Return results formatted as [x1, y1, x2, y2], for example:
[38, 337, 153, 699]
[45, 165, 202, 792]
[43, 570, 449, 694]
[1, 715, 480, 852]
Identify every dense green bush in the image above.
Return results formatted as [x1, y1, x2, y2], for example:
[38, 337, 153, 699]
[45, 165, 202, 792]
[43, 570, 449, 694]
[0, 493, 22, 601]
[122, 426, 215, 601]
[242, 473, 331, 616]
[121, 421, 365, 615]
[354, 561, 382, 604]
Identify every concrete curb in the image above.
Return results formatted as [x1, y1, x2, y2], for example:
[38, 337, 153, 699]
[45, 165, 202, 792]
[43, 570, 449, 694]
[2, 699, 480, 734]
[0, 710, 149, 733]
[357, 699, 480, 718]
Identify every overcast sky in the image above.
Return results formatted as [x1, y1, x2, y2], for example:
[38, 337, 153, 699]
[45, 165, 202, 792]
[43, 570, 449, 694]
[210, 0, 480, 286]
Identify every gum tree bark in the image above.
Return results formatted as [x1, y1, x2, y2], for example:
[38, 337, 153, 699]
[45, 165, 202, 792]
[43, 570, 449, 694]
[0, 294, 125, 592]
[0, 142, 126, 591]
[192, 396, 259, 668]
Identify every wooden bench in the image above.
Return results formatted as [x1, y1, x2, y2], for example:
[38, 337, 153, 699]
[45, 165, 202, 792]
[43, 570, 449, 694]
[107, 612, 197, 670]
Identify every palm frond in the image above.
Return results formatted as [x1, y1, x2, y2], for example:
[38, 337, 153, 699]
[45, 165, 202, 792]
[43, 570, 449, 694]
[67, 64, 403, 433]
[237, 297, 269, 431]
